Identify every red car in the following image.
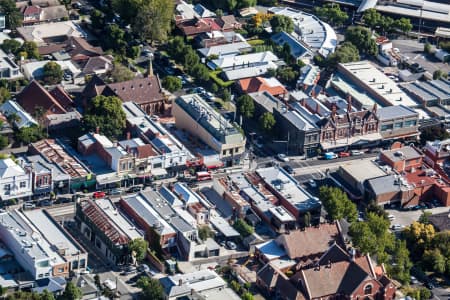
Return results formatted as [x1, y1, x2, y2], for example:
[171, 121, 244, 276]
[339, 152, 350, 158]
[92, 191, 106, 199]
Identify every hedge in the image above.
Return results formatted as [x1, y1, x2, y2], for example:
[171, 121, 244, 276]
[209, 70, 234, 88]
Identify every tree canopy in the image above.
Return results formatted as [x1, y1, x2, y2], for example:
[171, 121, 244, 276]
[270, 15, 294, 33]
[236, 95, 255, 119]
[325, 42, 360, 68]
[162, 76, 182, 92]
[136, 277, 164, 300]
[60, 282, 82, 300]
[345, 26, 378, 56]
[319, 186, 357, 222]
[0, 0, 23, 29]
[110, 62, 135, 83]
[233, 219, 254, 237]
[15, 125, 46, 145]
[129, 238, 148, 262]
[83, 95, 126, 140]
[420, 124, 449, 145]
[259, 112, 276, 133]
[314, 4, 348, 26]
[42, 62, 63, 85]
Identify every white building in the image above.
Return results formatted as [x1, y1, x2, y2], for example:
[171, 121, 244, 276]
[0, 49, 23, 81]
[0, 158, 33, 201]
[0, 210, 68, 280]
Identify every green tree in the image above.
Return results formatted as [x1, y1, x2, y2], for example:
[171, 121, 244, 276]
[326, 42, 360, 67]
[0, 0, 23, 29]
[42, 62, 63, 85]
[103, 24, 126, 55]
[110, 62, 135, 83]
[394, 18, 413, 34]
[60, 282, 82, 300]
[15, 125, 46, 144]
[314, 4, 348, 26]
[90, 9, 105, 29]
[349, 221, 377, 254]
[128, 238, 148, 262]
[270, 15, 294, 33]
[198, 225, 214, 241]
[191, 64, 210, 83]
[83, 95, 126, 140]
[41, 289, 55, 300]
[418, 211, 432, 224]
[136, 277, 164, 300]
[424, 42, 432, 54]
[1, 39, 22, 55]
[162, 76, 182, 92]
[132, 0, 174, 42]
[21, 41, 40, 59]
[402, 221, 435, 258]
[221, 88, 231, 102]
[259, 112, 275, 133]
[362, 8, 382, 30]
[439, 40, 450, 52]
[0, 87, 11, 103]
[276, 66, 298, 86]
[388, 240, 412, 284]
[433, 70, 448, 80]
[167, 36, 186, 59]
[319, 186, 357, 222]
[0, 135, 9, 150]
[242, 292, 254, 300]
[345, 26, 378, 56]
[423, 248, 446, 274]
[127, 46, 140, 59]
[236, 95, 255, 118]
[420, 124, 449, 145]
[182, 48, 200, 70]
[379, 16, 394, 35]
[233, 219, 254, 237]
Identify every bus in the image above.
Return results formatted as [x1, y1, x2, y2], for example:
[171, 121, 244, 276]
[196, 171, 212, 181]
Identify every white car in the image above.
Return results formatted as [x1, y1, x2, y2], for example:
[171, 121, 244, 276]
[308, 179, 317, 188]
[277, 153, 289, 162]
[388, 214, 395, 221]
[226, 241, 237, 250]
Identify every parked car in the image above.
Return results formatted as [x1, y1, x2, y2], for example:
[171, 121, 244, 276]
[92, 191, 106, 199]
[127, 186, 142, 193]
[282, 165, 294, 174]
[308, 179, 317, 188]
[121, 266, 137, 275]
[339, 152, 350, 158]
[410, 276, 419, 285]
[23, 202, 36, 210]
[425, 281, 434, 290]
[324, 152, 338, 160]
[350, 150, 364, 156]
[277, 153, 289, 162]
[388, 214, 395, 221]
[39, 200, 53, 207]
[108, 189, 122, 196]
[226, 241, 237, 250]
[137, 264, 150, 273]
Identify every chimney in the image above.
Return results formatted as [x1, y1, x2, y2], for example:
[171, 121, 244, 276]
[179, 279, 183, 286]
[96, 126, 100, 134]
[126, 145, 130, 153]
[315, 102, 320, 114]
[126, 132, 131, 140]
[347, 95, 352, 112]
[331, 104, 337, 119]
[327, 260, 332, 268]
[311, 88, 316, 98]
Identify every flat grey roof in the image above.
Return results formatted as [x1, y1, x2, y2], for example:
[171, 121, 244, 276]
[340, 160, 387, 183]
[23, 209, 83, 257]
[382, 146, 422, 162]
[366, 174, 400, 196]
[377, 105, 418, 121]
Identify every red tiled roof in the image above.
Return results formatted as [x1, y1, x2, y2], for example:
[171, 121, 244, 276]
[15, 80, 68, 116]
[238, 77, 287, 96]
[23, 5, 41, 16]
[177, 18, 221, 36]
[136, 144, 157, 159]
[82, 200, 129, 245]
[49, 85, 74, 108]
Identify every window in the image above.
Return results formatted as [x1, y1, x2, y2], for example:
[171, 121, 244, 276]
[404, 120, 417, 127]
[394, 122, 403, 129]
[20, 181, 26, 188]
[38, 274, 43, 278]
[128, 162, 133, 169]
[121, 163, 126, 170]
[44, 273, 50, 277]
[4, 184, 10, 191]
[381, 124, 393, 131]
[223, 150, 226, 155]
[57, 267, 64, 273]
[235, 147, 240, 153]
[364, 284, 372, 295]
[44, 177, 48, 185]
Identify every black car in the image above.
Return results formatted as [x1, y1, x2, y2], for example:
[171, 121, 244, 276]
[425, 281, 434, 290]
[282, 165, 294, 174]
[127, 186, 142, 193]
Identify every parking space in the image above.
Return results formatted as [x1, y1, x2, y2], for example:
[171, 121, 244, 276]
[386, 206, 450, 229]
[392, 39, 450, 74]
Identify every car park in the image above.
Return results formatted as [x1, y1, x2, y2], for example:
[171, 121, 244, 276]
[93, 191, 106, 199]
[277, 153, 289, 162]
